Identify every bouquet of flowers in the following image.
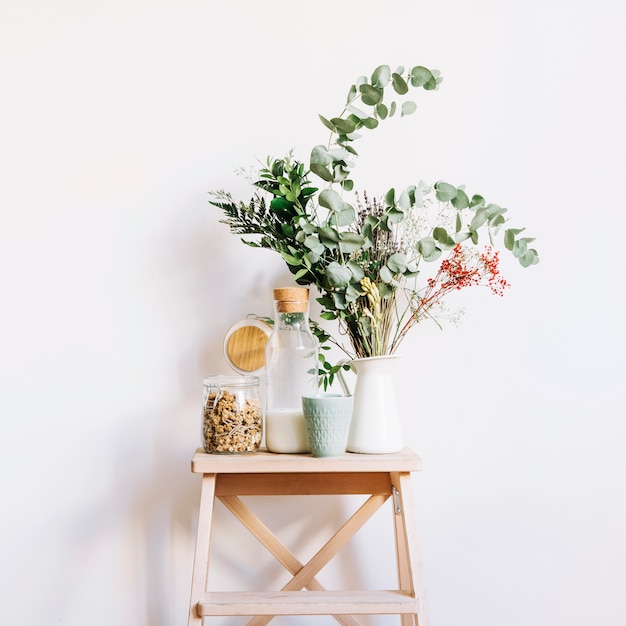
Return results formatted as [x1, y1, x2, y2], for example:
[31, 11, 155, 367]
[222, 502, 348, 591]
[210, 64, 539, 387]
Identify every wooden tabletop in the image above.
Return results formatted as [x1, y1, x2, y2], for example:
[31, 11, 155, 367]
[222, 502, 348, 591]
[191, 447, 422, 474]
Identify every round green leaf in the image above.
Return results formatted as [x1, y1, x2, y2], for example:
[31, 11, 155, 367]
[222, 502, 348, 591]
[347, 261, 365, 281]
[504, 229, 515, 251]
[304, 235, 325, 255]
[385, 188, 395, 205]
[361, 117, 379, 129]
[371, 65, 391, 88]
[417, 237, 437, 258]
[326, 262, 352, 288]
[318, 226, 340, 244]
[401, 101, 417, 116]
[451, 189, 470, 209]
[434, 181, 457, 202]
[310, 144, 333, 166]
[470, 209, 488, 230]
[409, 66, 434, 87]
[359, 84, 383, 106]
[379, 265, 395, 284]
[319, 188, 347, 212]
[331, 117, 357, 134]
[339, 232, 366, 253]
[417, 238, 442, 262]
[392, 73, 409, 95]
[386, 252, 408, 274]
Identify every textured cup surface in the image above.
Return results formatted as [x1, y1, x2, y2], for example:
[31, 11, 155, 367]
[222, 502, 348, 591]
[301, 394, 353, 457]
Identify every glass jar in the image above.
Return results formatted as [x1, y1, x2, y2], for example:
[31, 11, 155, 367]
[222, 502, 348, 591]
[265, 287, 319, 453]
[201, 376, 263, 454]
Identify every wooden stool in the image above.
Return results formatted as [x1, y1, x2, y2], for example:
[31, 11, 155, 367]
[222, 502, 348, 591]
[187, 448, 429, 625]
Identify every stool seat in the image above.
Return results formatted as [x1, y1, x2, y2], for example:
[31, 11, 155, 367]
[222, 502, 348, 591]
[187, 447, 429, 626]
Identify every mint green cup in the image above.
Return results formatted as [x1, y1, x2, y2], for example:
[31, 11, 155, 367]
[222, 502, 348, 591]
[301, 394, 354, 457]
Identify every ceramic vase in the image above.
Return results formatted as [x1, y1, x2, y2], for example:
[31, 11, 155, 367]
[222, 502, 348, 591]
[345, 355, 403, 454]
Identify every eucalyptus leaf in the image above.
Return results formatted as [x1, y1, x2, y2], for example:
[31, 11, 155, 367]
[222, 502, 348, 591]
[331, 117, 357, 134]
[470, 209, 488, 230]
[318, 115, 335, 131]
[519, 250, 538, 267]
[379, 265, 395, 284]
[361, 117, 379, 129]
[310, 144, 333, 165]
[470, 194, 485, 208]
[306, 250, 320, 265]
[417, 237, 438, 258]
[359, 84, 383, 106]
[326, 262, 352, 288]
[433, 226, 450, 243]
[371, 64, 391, 88]
[310, 163, 333, 182]
[336, 205, 356, 226]
[339, 232, 366, 253]
[345, 284, 362, 303]
[434, 181, 457, 202]
[451, 189, 470, 209]
[347, 261, 365, 281]
[347, 104, 369, 119]
[385, 188, 395, 205]
[401, 101, 417, 116]
[490, 214, 506, 228]
[423, 73, 438, 90]
[319, 188, 349, 213]
[318, 226, 340, 244]
[386, 252, 408, 273]
[409, 66, 434, 87]
[398, 188, 412, 209]
[376, 103, 389, 119]
[392, 73, 409, 95]
[304, 235, 325, 255]
[513, 239, 528, 258]
[331, 291, 347, 310]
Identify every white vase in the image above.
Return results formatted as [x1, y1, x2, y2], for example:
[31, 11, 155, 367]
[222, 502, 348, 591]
[344, 355, 404, 454]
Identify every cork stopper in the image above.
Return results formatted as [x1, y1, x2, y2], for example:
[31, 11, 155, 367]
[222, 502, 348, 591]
[273, 287, 309, 313]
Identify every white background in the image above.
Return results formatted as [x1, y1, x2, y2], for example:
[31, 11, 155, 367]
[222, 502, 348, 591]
[1, 1, 625, 625]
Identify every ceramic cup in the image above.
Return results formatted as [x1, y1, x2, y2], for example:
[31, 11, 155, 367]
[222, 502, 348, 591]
[301, 394, 354, 457]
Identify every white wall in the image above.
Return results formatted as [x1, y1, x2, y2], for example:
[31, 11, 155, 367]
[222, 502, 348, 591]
[1, 1, 625, 625]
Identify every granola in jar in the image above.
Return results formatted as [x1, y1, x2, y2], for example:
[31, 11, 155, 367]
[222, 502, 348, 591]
[202, 376, 263, 453]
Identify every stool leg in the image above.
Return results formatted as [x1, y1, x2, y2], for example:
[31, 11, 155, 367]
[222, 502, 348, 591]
[392, 472, 429, 626]
[188, 473, 217, 626]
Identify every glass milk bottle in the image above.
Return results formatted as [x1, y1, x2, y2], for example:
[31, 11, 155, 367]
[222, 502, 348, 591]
[265, 287, 318, 453]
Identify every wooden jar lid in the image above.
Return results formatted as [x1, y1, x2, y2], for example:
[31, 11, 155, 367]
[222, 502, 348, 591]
[223, 318, 272, 374]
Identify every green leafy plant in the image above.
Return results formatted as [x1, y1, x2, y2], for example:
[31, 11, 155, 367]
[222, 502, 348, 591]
[211, 64, 539, 389]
